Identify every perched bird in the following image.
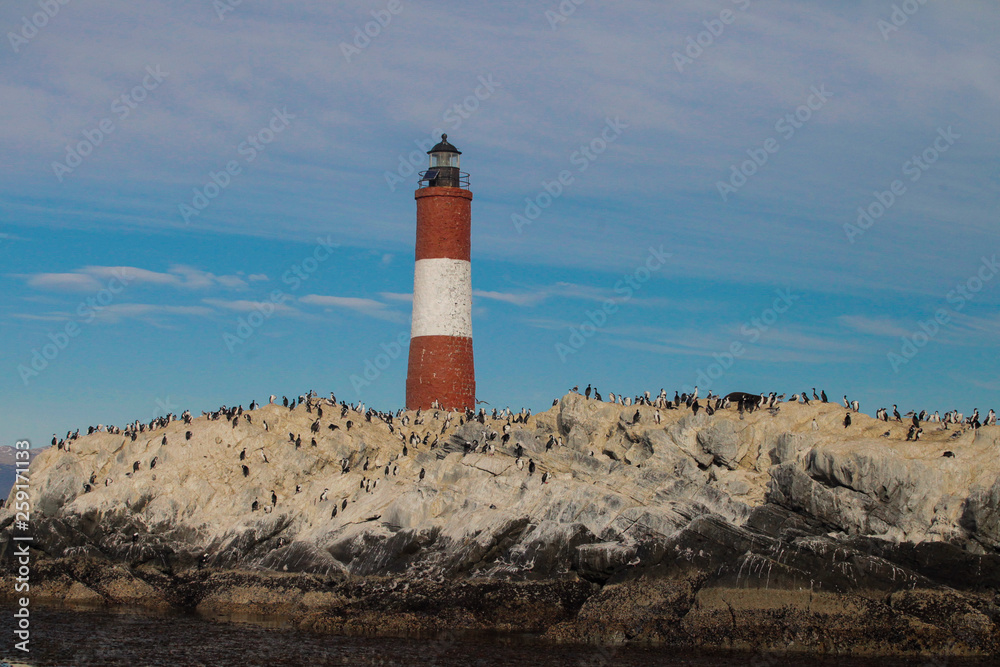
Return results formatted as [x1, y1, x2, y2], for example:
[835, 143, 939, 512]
[528, 459, 535, 475]
[419, 468, 426, 481]
[844, 413, 852, 428]
[242, 465, 249, 477]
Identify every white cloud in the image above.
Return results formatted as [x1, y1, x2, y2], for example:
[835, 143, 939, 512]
[202, 298, 297, 315]
[472, 290, 546, 307]
[838, 315, 912, 338]
[25, 273, 103, 291]
[299, 294, 403, 322]
[87, 303, 214, 324]
[21, 265, 251, 291]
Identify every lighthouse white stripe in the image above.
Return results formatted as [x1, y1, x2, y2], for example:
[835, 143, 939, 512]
[411, 258, 472, 339]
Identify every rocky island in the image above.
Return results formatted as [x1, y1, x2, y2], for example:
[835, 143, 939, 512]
[2, 392, 998, 657]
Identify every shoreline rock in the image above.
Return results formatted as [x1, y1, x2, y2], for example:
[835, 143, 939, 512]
[3, 393, 999, 655]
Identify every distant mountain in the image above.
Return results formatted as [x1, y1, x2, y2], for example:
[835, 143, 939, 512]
[0, 445, 42, 499]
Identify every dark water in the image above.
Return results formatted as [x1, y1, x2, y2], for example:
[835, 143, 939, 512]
[0, 607, 992, 667]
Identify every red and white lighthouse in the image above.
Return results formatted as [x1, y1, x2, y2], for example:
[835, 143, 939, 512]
[405, 134, 475, 411]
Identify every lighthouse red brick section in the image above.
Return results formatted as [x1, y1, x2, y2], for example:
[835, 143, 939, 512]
[405, 178, 475, 411]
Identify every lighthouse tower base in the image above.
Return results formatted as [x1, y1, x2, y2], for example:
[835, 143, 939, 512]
[405, 336, 475, 411]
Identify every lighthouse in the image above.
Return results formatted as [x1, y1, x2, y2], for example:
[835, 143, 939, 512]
[405, 134, 475, 411]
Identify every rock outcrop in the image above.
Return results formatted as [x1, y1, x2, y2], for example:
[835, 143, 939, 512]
[2, 393, 999, 655]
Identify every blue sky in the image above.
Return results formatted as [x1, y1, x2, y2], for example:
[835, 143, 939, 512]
[2, 0, 998, 450]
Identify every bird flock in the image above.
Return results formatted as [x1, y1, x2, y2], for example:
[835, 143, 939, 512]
[49, 386, 997, 510]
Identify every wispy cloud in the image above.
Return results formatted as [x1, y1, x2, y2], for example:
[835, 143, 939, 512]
[299, 294, 403, 322]
[473, 289, 546, 307]
[25, 273, 103, 291]
[86, 303, 214, 324]
[20, 265, 254, 291]
[202, 298, 297, 315]
[838, 315, 911, 338]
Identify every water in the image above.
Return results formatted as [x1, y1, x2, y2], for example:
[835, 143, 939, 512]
[0, 607, 992, 666]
